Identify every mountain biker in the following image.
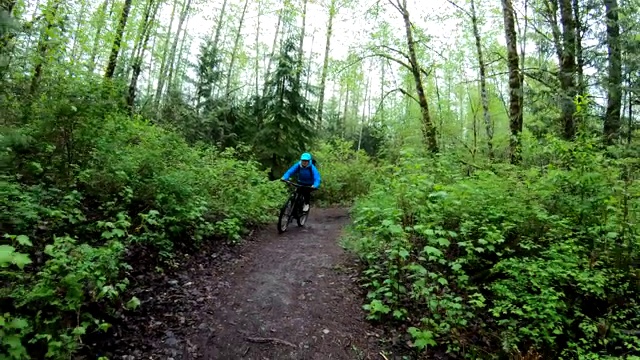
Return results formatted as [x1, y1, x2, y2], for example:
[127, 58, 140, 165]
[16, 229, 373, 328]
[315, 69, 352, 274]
[281, 152, 321, 212]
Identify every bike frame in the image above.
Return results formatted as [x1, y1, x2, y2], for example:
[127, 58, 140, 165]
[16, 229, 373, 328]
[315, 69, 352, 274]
[278, 180, 317, 233]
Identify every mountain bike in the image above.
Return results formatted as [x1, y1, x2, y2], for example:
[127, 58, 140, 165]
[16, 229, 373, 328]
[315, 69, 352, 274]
[277, 180, 317, 234]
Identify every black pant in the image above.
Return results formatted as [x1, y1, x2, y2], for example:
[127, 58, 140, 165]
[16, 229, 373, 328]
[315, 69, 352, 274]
[297, 187, 312, 205]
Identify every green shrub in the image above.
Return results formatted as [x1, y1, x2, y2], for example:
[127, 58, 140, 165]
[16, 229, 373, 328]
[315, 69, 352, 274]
[1, 112, 285, 359]
[346, 137, 640, 358]
[310, 139, 377, 205]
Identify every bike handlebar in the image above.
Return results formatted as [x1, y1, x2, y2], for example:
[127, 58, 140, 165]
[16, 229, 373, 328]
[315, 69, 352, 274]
[280, 179, 317, 189]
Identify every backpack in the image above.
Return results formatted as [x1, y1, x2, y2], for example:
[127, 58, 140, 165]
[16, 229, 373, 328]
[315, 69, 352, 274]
[298, 159, 317, 183]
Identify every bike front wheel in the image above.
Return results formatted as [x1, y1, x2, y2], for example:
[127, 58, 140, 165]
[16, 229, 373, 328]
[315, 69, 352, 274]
[277, 196, 295, 233]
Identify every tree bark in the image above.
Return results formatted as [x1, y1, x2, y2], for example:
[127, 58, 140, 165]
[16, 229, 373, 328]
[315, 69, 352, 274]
[557, 0, 577, 139]
[87, 0, 110, 73]
[153, 0, 178, 105]
[127, 0, 159, 113]
[469, 0, 493, 159]
[296, 0, 308, 86]
[162, 0, 191, 99]
[501, 0, 523, 164]
[316, 0, 336, 126]
[30, 0, 61, 95]
[104, 0, 133, 79]
[396, 0, 437, 152]
[225, 0, 249, 96]
[604, 0, 622, 143]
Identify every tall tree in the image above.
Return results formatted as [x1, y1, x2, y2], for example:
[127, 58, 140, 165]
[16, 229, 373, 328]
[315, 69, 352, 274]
[105, 0, 133, 79]
[391, 0, 438, 152]
[316, 0, 337, 125]
[604, 0, 622, 143]
[501, 0, 523, 163]
[225, 0, 249, 96]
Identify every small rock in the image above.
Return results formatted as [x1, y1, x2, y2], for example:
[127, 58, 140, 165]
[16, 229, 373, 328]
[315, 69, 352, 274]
[184, 282, 193, 286]
[322, 329, 330, 334]
[168, 280, 178, 286]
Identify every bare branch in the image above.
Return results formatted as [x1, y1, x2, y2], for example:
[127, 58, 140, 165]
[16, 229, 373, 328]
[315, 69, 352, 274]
[374, 52, 413, 71]
[380, 44, 410, 61]
[444, 0, 472, 18]
[397, 87, 420, 104]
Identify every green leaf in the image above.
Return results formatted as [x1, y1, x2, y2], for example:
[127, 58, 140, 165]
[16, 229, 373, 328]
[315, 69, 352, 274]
[0, 245, 15, 266]
[72, 326, 86, 336]
[16, 235, 32, 247]
[126, 296, 141, 310]
[12, 253, 32, 269]
[9, 317, 29, 330]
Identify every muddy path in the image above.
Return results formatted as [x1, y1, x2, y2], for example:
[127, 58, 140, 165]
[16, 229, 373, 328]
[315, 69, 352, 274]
[95, 208, 389, 360]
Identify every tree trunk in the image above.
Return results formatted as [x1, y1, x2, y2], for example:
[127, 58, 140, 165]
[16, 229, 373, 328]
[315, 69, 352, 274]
[104, 0, 133, 79]
[254, 0, 260, 98]
[557, 0, 577, 139]
[573, 0, 585, 94]
[604, 0, 622, 143]
[87, 0, 110, 73]
[127, 0, 159, 113]
[295, 0, 308, 86]
[162, 0, 191, 100]
[262, 4, 283, 96]
[501, 0, 523, 164]
[316, 0, 336, 126]
[225, 0, 249, 96]
[397, 0, 437, 152]
[30, 0, 61, 95]
[0, 0, 17, 78]
[153, 0, 178, 106]
[470, 0, 493, 159]
[172, 21, 190, 91]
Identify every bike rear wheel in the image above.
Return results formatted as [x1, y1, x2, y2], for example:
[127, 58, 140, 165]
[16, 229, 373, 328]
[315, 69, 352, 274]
[277, 196, 295, 233]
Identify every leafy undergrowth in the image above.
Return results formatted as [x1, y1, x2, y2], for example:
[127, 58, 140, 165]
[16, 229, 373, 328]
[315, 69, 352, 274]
[1, 108, 285, 359]
[312, 139, 378, 206]
[345, 137, 640, 359]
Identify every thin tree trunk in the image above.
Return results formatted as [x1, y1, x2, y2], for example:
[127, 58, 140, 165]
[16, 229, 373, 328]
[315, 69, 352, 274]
[154, 0, 178, 106]
[501, 0, 523, 164]
[316, 0, 336, 126]
[128, 0, 159, 112]
[254, 0, 261, 98]
[173, 21, 190, 91]
[162, 0, 191, 100]
[69, 0, 88, 63]
[397, 0, 437, 152]
[604, 0, 622, 143]
[470, 0, 493, 159]
[88, 0, 110, 73]
[263, 4, 283, 96]
[573, 0, 585, 94]
[104, 0, 133, 79]
[358, 76, 370, 151]
[304, 30, 315, 98]
[127, 0, 153, 80]
[296, 0, 308, 86]
[225, 0, 249, 96]
[30, 0, 61, 95]
[146, 31, 157, 95]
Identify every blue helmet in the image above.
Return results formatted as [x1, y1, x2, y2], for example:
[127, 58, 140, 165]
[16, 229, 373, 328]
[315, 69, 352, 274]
[300, 152, 312, 161]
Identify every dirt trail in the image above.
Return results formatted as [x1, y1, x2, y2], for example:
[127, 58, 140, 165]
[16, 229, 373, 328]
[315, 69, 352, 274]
[97, 208, 386, 360]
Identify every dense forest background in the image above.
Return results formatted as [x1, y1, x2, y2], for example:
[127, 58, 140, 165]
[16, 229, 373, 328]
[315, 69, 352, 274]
[1, 0, 640, 358]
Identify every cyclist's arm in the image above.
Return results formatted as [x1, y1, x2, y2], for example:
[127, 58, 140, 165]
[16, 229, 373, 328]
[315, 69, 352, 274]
[281, 163, 299, 181]
[312, 166, 321, 188]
